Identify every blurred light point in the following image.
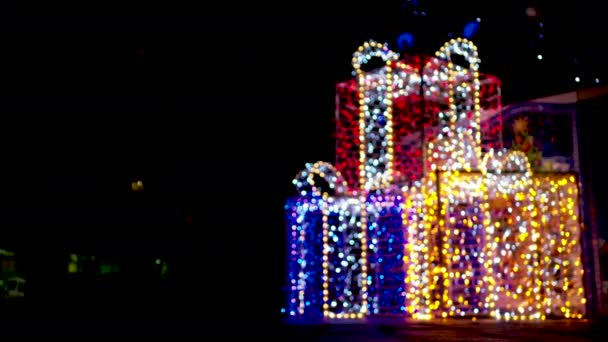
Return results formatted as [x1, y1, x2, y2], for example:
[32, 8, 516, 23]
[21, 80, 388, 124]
[131, 180, 144, 192]
[463, 21, 480, 39]
[0, 249, 15, 256]
[537, 54, 543, 60]
[155, 259, 161, 265]
[526, 7, 537, 17]
[476, 17, 481, 22]
[575, 77, 580, 83]
[397, 32, 415, 50]
[596, 78, 600, 84]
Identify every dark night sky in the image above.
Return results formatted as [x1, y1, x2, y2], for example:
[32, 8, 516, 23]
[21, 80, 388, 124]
[1, 0, 608, 328]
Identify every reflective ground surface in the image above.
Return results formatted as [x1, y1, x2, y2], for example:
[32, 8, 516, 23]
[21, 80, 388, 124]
[3, 317, 603, 339]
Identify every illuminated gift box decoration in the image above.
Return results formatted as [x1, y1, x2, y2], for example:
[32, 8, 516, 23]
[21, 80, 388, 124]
[335, 40, 503, 190]
[286, 38, 586, 321]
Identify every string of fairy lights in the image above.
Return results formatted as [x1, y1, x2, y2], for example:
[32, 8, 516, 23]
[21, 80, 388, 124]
[286, 38, 587, 321]
[352, 40, 400, 191]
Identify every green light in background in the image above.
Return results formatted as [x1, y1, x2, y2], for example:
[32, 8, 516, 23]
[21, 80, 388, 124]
[99, 264, 120, 275]
[68, 262, 78, 273]
[100, 264, 112, 274]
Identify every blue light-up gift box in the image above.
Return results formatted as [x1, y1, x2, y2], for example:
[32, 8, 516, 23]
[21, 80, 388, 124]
[286, 170, 405, 319]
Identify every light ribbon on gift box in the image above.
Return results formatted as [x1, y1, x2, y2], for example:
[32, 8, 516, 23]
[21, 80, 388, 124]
[293, 161, 368, 318]
[352, 40, 400, 192]
[293, 161, 348, 198]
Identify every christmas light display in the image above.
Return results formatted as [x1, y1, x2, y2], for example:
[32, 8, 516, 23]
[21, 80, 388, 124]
[286, 38, 587, 321]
